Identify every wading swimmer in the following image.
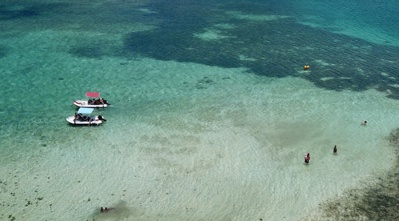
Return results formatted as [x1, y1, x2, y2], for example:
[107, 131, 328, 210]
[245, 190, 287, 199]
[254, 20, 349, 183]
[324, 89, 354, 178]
[304, 153, 310, 164]
[333, 145, 337, 154]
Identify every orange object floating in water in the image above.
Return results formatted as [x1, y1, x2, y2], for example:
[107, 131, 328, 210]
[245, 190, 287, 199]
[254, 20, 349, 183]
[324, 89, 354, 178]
[303, 65, 310, 70]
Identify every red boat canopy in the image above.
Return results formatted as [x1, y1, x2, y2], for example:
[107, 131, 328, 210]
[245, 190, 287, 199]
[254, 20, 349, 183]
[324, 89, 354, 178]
[86, 92, 100, 98]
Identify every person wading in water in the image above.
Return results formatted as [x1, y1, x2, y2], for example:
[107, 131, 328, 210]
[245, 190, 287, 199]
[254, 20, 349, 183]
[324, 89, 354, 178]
[304, 153, 310, 164]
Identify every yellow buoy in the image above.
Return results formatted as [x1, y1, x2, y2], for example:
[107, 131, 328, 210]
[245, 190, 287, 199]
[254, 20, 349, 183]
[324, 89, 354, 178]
[303, 65, 310, 70]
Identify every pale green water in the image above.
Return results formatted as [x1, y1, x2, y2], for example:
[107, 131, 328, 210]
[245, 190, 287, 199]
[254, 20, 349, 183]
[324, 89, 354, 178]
[1, 0, 399, 220]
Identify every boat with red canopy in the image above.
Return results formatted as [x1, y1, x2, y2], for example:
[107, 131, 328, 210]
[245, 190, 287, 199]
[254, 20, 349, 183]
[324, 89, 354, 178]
[73, 92, 110, 108]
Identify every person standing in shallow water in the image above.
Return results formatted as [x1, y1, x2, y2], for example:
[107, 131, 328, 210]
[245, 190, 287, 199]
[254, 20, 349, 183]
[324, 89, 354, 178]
[305, 153, 310, 163]
[333, 145, 337, 154]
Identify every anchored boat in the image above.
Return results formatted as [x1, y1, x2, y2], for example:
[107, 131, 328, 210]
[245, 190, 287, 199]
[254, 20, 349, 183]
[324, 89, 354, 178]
[73, 92, 110, 108]
[66, 107, 106, 126]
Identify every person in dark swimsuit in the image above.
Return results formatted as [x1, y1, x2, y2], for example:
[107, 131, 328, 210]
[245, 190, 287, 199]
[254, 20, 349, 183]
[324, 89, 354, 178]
[100, 207, 113, 213]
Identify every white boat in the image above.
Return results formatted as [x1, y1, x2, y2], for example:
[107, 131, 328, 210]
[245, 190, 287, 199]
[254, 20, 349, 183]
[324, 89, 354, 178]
[66, 108, 106, 126]
[73, 92, 110, 108]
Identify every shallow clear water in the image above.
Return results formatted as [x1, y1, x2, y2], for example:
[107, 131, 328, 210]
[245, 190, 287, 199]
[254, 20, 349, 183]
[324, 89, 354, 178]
[1, 0, 399, 220]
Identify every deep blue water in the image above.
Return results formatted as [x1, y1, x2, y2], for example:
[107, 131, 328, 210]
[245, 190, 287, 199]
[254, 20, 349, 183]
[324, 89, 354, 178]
[122, 0, 399, 98]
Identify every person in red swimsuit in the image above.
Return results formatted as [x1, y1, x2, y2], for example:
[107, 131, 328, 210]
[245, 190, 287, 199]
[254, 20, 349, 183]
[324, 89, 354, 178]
[304, 153, 310, 163]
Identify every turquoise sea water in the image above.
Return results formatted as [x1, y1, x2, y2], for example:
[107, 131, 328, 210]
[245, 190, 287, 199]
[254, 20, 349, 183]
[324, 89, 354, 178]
[1, 0, 399, 220]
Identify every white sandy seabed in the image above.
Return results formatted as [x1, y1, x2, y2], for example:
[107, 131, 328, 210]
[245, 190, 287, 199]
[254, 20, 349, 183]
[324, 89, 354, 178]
[0, 48, 398, 220]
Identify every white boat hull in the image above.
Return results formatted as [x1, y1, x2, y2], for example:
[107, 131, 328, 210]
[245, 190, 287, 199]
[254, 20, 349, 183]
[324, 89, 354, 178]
[73, 100, 108, 108]
[66, 116, 103, 125]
